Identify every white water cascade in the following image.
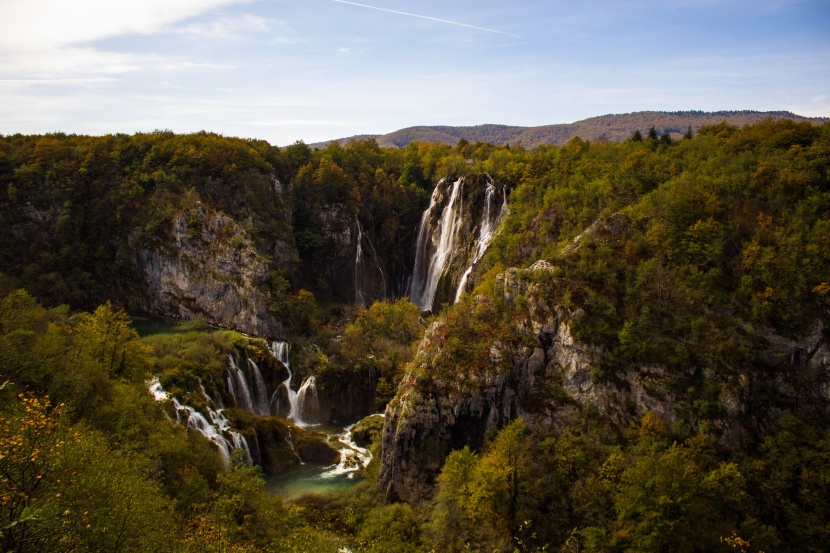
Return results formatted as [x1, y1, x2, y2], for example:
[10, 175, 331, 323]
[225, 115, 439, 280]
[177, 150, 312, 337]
[148, 377, 252, 465]
[247, 358, 270, 416]
[227, 354, 254, 413]
[454, 180, 508, 301]
[321, 420, 375, 479]
[354, 217, 387, 307]
[410, 177, 466, 312]
[226, 352, 272, 417]
[270, 341, 319, 426]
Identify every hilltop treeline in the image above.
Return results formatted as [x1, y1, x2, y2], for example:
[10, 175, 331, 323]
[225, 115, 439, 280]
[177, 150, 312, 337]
[312, 110, 829, 149]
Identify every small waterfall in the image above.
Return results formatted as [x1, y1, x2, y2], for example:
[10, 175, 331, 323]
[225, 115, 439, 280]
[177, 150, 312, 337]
[295, 376, 320, 425]
[247, 358, 270, 416]
[270, 341, 318, 426]
[410, 177, 466, 312]
[454, 179, 507, 301]
[227, 354, 255, 413]
[271, 341, 298, 418]
[354, 217, 387, 307]
[226, 352, 273, 417]
[149, 377, 251, 465]
[286, 428, 304, 465]
[321, 421, 373, 479]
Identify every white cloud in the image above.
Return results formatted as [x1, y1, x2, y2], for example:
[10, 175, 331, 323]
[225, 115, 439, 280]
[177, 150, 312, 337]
[0, 0, 251, 50]
[0, 0, 250, 79]
[0, 46, 234, 79]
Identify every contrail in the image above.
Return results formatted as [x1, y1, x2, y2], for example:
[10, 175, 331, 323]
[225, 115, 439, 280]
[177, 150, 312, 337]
[332, 0, 520, 38]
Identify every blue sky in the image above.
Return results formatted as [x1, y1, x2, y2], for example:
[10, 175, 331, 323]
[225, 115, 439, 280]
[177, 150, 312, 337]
[1, 0, 828, 145]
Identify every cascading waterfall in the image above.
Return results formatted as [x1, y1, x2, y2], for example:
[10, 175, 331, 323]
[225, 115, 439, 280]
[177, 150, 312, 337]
[227, 354, 255, 413]
[454, 179, 508, 302]
[354, 217, 387, 307]
[321, 420, 376, 479]
[270, 341, 319, 426]
[148, 377, 252, 465]
[247, 358, 270, 416]
[410, 177, 466, 312]
[227, 351, 273, 417]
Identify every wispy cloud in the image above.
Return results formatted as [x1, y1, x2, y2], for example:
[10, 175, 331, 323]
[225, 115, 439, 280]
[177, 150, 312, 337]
[174, 14, 303, 44]
[332, 0, 520, 38]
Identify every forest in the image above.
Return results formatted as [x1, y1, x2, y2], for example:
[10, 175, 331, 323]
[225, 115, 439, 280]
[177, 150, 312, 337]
[0, 118, 829, 552]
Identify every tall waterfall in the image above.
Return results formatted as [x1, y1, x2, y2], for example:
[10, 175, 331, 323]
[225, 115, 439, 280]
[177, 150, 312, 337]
[410, 176, 508, 312]
[454, 181, 508, 301]
[410, 177, 465, 312]
[354, 217, 387, 307]
[149, 377, 252, 465]
[270, 341, 319, 426]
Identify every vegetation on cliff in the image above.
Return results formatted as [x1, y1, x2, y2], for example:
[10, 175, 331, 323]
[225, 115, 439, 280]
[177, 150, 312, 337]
[0, 117, 828, 551]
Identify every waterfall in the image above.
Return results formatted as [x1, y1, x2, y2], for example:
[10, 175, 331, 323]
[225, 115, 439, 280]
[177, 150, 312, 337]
[149, 377, 251, 465]
[226, 352, 273, 417]
[454, 178, 507, 301]
[321, 421, 373, 479]
[286, 428, 304, 465]
[295, 376, 320, 425]
[271, 341, 297, 418]
[247, 358, 270, 416]
[354, 217, 387, 307]
[410, 177, 466, 312]
[227, 354, 255, 413]
[270, 341, 318, 426]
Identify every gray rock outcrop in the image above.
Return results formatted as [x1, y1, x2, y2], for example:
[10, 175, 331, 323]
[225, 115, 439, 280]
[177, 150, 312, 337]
[133, 205, 281, 336]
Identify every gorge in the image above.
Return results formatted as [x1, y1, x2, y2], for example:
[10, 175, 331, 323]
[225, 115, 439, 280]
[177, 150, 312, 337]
[1, 118, 828, 552]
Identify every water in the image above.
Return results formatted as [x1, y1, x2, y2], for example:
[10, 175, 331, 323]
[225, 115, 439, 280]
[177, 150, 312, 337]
[410, 177, 466, 312]
[149, 377, 251, 465]
[454, 179, 507, 301]
[227, 354, 255, 413]
[264, 421, 374, 500]
[354, 217, 387, 307]
[270, 341, 320, 426]
[265, 462, 363, 500]
[131, 316, 177, 337]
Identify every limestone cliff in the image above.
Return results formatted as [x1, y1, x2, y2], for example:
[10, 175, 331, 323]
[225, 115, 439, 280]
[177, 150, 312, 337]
[133, 205, 282, 336]
[378, 252, 830, 504]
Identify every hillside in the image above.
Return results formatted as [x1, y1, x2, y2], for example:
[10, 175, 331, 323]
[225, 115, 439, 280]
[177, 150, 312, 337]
[309, 110, 828, 149]
[1, 118, 829, 552]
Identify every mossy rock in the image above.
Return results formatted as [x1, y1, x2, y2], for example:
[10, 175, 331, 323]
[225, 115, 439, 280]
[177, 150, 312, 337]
[296, 431, 340, 463]
[224, 409, 338, 473]
[351, 414, 384, 448]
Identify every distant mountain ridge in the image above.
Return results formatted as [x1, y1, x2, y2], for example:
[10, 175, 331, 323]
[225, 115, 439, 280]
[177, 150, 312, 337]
[309, 110, 828, 149]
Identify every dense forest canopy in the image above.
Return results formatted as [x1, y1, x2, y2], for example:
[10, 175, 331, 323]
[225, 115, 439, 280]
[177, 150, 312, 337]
[0, 117, 828, 552]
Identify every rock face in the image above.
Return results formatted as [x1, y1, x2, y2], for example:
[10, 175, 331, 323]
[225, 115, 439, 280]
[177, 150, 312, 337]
[378, 257, 830, 503]
[133, 205, 281, 336]
[315, 367, 378, 424]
